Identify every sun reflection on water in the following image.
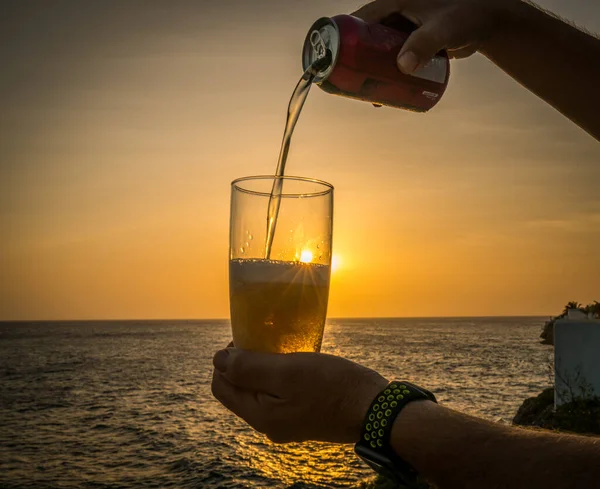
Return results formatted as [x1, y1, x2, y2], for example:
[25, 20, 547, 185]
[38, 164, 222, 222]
[238, 431, 367, 487]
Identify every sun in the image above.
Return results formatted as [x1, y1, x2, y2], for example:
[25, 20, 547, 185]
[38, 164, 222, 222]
[331, 254, 341, 272]
[299, 250, 341, 271]
[300, 250, 313, 263]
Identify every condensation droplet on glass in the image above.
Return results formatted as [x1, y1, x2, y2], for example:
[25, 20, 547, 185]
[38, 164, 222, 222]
[245, 242, 249, 248]
[319, 255, 323, 261]
[240, 247, 245, 254]
[317, 244, 321, 249]
[248, 234, 253, 240]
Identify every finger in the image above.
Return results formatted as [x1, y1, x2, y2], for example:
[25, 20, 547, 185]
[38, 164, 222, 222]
[213, 348, 289, 394]
[352, 0, 408, 23]
[211, 370, 267, 431]
[397, 19, 450, 74]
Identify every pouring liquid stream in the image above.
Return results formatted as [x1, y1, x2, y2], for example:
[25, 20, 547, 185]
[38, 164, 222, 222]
[264, 54, 331, 259]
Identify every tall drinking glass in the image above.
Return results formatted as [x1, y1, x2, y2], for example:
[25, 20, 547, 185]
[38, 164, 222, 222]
[229, 176, 334, 353]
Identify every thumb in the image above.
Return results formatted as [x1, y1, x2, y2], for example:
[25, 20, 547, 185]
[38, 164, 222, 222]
[397, 20, 448, 74]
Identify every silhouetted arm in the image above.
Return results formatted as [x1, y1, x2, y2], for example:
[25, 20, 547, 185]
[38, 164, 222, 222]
[211, 348, 600, 488]
[353, 0, 600, 141]
[392, 400, 600, 489]
[480, 1, 600, 141]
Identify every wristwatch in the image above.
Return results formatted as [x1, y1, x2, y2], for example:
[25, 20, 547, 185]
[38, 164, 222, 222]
[354, 381, 437, 487]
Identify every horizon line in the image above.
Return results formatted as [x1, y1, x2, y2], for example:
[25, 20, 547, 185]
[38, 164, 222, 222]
[0, 314, 553, 323]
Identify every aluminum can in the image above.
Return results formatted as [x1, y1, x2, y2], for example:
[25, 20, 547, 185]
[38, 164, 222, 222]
[302, 15, 450, 112]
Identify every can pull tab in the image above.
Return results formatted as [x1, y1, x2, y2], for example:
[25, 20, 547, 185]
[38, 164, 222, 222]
[310, 30, 328, 60]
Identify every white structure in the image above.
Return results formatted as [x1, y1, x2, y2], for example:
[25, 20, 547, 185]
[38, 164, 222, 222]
[554, 318, 600, 406]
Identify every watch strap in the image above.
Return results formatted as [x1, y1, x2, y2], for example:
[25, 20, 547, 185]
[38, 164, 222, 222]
[355, 381, 436, 487]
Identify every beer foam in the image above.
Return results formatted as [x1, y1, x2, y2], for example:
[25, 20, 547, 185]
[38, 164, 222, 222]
[230, 259, 330, 286]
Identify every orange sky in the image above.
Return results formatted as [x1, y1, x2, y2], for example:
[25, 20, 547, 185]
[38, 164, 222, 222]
[1, 0, 599, 320]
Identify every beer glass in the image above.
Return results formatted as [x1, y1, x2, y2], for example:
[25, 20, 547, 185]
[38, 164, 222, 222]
[229, 176, 334, 353]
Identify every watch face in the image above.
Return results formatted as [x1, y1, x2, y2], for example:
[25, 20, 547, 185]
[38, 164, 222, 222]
[355, 444, 391, 469]
[357, 453, 384, 472]
[356, 452, 399, 485]
[355, 443, 415, 486]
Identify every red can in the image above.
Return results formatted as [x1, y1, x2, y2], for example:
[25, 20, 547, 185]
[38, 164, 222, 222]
[302, 15, 450, 112]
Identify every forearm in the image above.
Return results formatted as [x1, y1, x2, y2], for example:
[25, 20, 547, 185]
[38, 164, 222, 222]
[391, 400, 600, 489]
[480, 1, 600, 140]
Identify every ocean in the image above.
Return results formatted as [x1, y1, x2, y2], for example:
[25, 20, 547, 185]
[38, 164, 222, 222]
[0, 318, 551, 488]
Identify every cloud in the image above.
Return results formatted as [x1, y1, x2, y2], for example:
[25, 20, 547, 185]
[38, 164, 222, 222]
[524, 212, 600, 233]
